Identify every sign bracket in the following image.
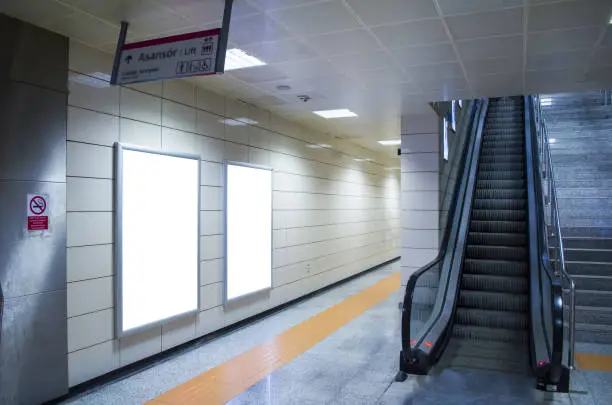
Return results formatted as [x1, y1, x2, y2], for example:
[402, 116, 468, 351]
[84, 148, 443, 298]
[215, 0, 234, 73]
[110, 21, 129, 86]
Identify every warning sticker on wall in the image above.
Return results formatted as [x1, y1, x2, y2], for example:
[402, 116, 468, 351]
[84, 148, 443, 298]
[27, 193, 49, 232]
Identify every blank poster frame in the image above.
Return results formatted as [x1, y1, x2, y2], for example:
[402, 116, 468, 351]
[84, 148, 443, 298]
[224, 161, 273, 303]
[115, 143, 201, 338]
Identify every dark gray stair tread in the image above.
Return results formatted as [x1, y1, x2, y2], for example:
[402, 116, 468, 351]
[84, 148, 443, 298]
[446, 355, 530, 374]
[461, 274, 528, 294]
[470, 220, 526, 233]
[576, 290, 612, 307]
[480, 155, 525, 163]
[467, 232, 527, 246]
[576, 329, 612, 344]
[464, 259, 528, 276]
[562, 227, 612, 238]
[452, 324, 528, 344]
[459, 290, 528, 312]
[563, 260, 612, 276]
[471, 209, 526, 221]
[466, 245, 527, 261]
[559, 248, 612, 262]
[572, 275, 612, 290]
[562, 237, 612, 250]
[456, 307, 528, 329]
[477, 171, 525, 180]
[575, 305, 612, 326]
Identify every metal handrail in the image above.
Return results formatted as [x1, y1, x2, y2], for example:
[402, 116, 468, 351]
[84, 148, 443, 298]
[533, 95, 576, 370]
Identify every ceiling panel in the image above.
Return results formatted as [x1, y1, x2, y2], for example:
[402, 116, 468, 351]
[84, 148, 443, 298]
[590, 48, 612, 67]
[601, 29, 612, 47]
[247, 0, 323, 12]
[527, 49, 592, 70]
[273, 58, 339, 79]
[329, 50, 395, 72]
[45, 12, 120, 45]
[228, 65, 289, 83]
[345, 0, 438, 26]
[527, 26, 602, 54]
[405, 63, 464, 81]
[269, 1, 360, 36]
[463, 56, 523, 77]
[445, 8, 523, 40]
[392, 43, 456, 66]
[169, 0, 258, 24]
[437, 0, 523, 16]
[455, 35, 524, 60]
[349, 67, 406, 87]
[529, 0, 611, 32]
[242, 39, 317, 64]
[229, 13, 291, 46]
[472, 72, 523, 97]
[304, 29, 381, 56]
[371, 18, 449, 48]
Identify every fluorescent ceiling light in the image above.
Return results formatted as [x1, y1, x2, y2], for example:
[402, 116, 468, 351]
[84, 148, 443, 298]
[378, 140, 401, 146]
[313, 109, 358, 119]
[549, 138, 557, 144]
[220, 117, 258, 126]
[307, 143, 332, 149]
[385, 167, 400, 171]
[354, 158, 372, 162]
[225, 48, 266, 71]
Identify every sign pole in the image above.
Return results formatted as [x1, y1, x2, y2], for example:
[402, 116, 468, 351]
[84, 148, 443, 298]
[215, 0, 234, 73]
[111, 21, 129, 85]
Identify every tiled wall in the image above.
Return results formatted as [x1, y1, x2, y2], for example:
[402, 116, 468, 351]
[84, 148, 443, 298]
[400, 112, 440, 286]
[66, 42, 400, 386]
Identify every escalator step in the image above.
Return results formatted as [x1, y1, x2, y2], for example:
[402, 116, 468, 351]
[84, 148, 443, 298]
[456, 308, 528, 329]
[467, 232, 527, 246]
[452, 324, 528, 344]
[477, 179, 525, 189]
[466, 244, 527, 261]
[461, 274, 529, 294]
[471, 209, 526, 221]
[477, 171, 524, 180]
[473, 198, 526, 210]
[464, 259, 528, 276]
[444, 339, 530, 374]
[480, 147, 524, 156]
[480, 155, 525, 164]
[459, 290, 529, 312]
[478, 162, 524, 172]
[474, 188, 526, 199]
[470, 220, 526, 233]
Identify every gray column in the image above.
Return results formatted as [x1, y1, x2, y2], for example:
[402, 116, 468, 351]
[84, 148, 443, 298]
[0, 14, 69, 404]
[400, 112, 440, 285]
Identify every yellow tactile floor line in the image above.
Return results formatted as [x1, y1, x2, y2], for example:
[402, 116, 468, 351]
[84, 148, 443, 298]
[576, 352, 612, 372]
[148, 272, 401, 405]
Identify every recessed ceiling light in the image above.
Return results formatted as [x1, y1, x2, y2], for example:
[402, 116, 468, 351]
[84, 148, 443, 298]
[307, 143, 332, 149]
[384, 167, 400, 171]
[313, 109, 358, 119]
[549, 138, 557, 144]
[354, 158, 373, 162]
[609, 15, 612, 24]
[540, 97, 552, 106]
[276, 85, 291, 91]
[378, 140, 401, 146]
[225, 49, 266, 71]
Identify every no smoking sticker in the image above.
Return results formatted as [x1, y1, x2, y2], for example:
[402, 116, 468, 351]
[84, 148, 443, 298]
[27, 193, 49, 232]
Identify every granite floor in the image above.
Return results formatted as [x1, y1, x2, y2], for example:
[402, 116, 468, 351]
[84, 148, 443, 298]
[62, 260, 612, 405]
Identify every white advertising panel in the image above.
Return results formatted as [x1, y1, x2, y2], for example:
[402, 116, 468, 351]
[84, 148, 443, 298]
[225, 163, 273, 301]
[116, 144, 200, 336]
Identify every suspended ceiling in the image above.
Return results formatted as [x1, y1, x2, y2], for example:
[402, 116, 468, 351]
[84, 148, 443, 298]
[2, 0, 612, 157]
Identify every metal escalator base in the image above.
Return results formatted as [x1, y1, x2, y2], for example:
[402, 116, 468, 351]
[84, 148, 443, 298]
[444, 97, 531, 375]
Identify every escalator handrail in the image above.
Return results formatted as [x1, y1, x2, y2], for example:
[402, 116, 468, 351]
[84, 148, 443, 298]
[400, 100, 486, 360]
[524, 96, 565, 385]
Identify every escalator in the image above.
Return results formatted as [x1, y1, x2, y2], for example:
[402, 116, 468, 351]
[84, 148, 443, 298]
[398, 96, 570, 392]
[444, 97, 530, 374]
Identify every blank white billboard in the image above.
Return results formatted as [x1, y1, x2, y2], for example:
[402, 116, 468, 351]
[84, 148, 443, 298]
[115, 144, 200, 337]
[225, 163, 272, 301]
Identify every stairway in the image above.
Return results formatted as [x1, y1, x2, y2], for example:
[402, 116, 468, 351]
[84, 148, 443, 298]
[444, 97, 530, 374]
